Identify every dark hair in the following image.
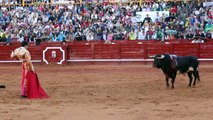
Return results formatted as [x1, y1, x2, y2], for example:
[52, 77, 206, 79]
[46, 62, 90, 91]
[21, 40, 29, 47]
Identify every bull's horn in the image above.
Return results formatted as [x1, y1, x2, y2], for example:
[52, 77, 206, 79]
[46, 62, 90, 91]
[148, 55, 155, 58]
[156, 55, 165, 59]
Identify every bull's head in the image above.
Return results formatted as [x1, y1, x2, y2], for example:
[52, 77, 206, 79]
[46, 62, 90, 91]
[149, 54, 165, 68]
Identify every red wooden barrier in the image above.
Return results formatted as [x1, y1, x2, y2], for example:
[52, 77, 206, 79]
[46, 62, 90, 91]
[1, 41, 213, 63]
[200, 43, 213, 58]
[0, 46, 18, 60]
[94, 44, 121, 59]
[172, 43, 199, 57]
[120, 44, 145, 59]
[146, 44, 173, 57]
[68, 44, 92, 59]
[28, 46, 42, 60]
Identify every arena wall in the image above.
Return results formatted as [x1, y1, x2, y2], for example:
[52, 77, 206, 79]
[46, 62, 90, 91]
[0, 40, 213, 64]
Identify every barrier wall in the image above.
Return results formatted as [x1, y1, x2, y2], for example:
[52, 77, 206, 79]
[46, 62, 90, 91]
[1, 41, 213, 64]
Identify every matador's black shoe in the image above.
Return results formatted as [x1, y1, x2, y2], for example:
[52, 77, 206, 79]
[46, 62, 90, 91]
[21, 95, 27, 98]
[0, 85, 5, 88]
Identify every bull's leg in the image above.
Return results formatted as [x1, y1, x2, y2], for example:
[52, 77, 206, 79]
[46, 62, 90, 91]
[187, 72, 193, 87]
[165, 76, 170, 88]
[192, 71, 197, 86]
[171, 75, 176, 89]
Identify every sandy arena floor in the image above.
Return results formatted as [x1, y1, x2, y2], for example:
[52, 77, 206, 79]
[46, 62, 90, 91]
[0, 63, 213, 120]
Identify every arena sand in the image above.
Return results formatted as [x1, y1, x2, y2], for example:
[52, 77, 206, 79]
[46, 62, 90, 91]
[0, 64, 213, 120]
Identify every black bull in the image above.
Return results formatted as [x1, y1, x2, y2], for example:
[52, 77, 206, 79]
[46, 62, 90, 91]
[150, 54, 200, 89]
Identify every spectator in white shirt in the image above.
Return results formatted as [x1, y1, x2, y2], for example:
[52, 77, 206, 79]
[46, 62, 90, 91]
[17, 34, 24, 42]
[86, 32, 94, 42]
[138, 29, 146, 40]
[102, 30, 107, 41]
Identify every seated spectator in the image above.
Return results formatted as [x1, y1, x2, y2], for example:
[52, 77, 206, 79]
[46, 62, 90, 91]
[194, 29, 204, 39]
[137, 29, 146, 40]
[116, 31, 124, 40]
[177, 32, 185, 39]
[170, 5, 177, 16]
[205, 20, 213, 32]
[206, 30, 212, 39]
[6, 34, 11, 43]
[17, 34, 24, 42]
[95, 28, 103, 40]
[102, 30, 108, 41]
[211, 29, 213, 39]
[107, 31, 113, 41]
[113, 32, 119, 40]
[129, 30, 136, 40]
[185, 31, 195, 39]
[57, 32, 66, 42]
[67, 29, 75, 41]
[0, 29, 6, 42]
[75, 29, 82, 41]
[146, 27, 154, 40]
[49, 32, 56, 42]
[155, 27, 163, 40]
[86, 32, 94, 42]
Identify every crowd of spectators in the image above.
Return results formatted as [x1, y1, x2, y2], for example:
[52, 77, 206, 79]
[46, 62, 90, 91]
[0, 0, 213, 44]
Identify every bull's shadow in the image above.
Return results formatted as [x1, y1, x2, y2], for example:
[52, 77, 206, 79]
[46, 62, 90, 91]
[149, 54, 200, 89]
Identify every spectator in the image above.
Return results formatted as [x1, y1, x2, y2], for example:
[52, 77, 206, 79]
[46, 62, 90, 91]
[17, 34, 24, 42]
[0, 0, 212, 44]
[154, 12, 161, 22]
[57, 31, 66, 42]
[102, 30, 107, 41]
[74, 29, 82, 41]
[95, 28, 102, 40]
[117, 30, 124, 40]
[129, 30, 136, 40]
[205, 20, 213, 32]
[155, 27, 163, 40]
[185, 30, 195, 39]
[86, 31, 94, 41]
[137, 28, 146, 40]
[49, 31, 56, 42]
[0, 30, 6, 42]
[68, 29, 75, 41]
[206, 30, 212, 39]
[143, 14, 152, 24]
[146, 27, 154, 40]
[107, 31, 113, 41]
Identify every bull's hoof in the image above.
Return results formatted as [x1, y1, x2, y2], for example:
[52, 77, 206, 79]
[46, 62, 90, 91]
[170, 86, 175, 89]
[188, 85, 196, 88]
[198, 78, 201, 81]
[166, 85, 170, 89]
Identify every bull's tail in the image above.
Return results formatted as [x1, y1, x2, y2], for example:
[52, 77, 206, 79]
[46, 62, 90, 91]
[197, 69, 200, 82]
[197, 60, 200, 82]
